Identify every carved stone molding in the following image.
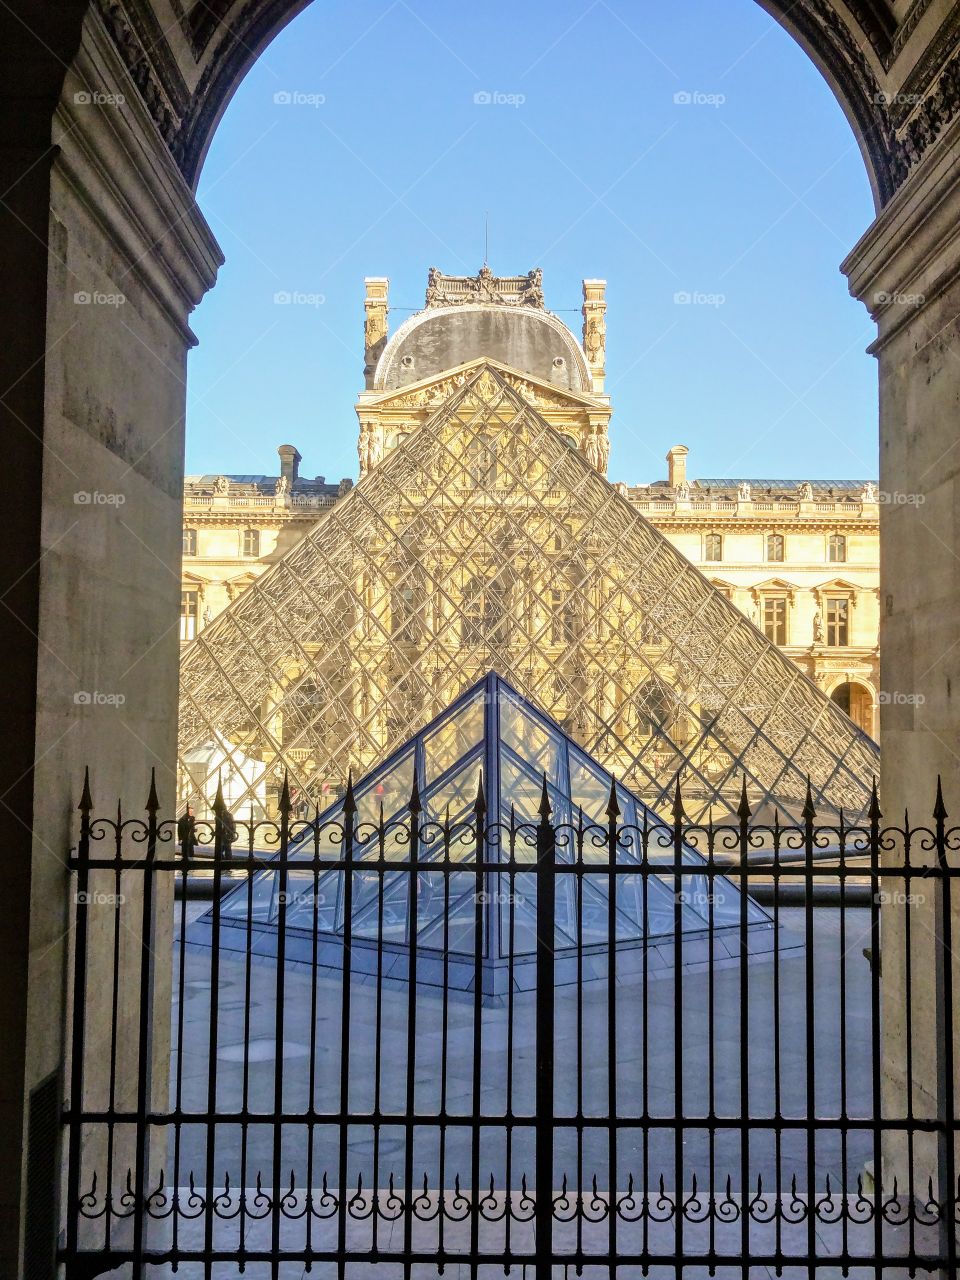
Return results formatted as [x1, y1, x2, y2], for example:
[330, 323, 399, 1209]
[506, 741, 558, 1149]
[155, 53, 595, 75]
[96, 0, 187, 146]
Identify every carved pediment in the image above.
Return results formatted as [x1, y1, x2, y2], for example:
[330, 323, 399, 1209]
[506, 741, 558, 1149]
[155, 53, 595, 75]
[366, 359, 600, 415]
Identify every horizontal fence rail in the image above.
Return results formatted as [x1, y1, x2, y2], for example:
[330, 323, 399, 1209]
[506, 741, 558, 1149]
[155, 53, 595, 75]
[60, 770, 960, 1278]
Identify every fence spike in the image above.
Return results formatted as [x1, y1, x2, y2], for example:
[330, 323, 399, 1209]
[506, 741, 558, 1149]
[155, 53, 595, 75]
[78, 766, 93, 813]
[474, 769, 486, 818]
[409, 763, 422, 816]
[868, 776, 881, 824]
[538, 772, 551, 820]
[213, 772, 226, 817]
[737, 775, 751, 824]
[606, 776, 621, 820]
[802, 777, 816, 824]
[278, 770, 292, 819]
[343, 769, 356, 817]
[934, 774, 948, 824]
[145, 767, 160, 816]
[671, 775, 684, 824]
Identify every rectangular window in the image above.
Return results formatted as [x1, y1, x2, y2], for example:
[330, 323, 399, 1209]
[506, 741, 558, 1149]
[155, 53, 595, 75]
[704, 533, 722, 562]
[180, 589, 199, 642]
[762, 596, 787, 646]
[826, 597, 849, 647]
[828, 534, 846, 563]
[242, 528, 260, 557]
[766, 533, 784, 562]
[182, 528, 197, 556]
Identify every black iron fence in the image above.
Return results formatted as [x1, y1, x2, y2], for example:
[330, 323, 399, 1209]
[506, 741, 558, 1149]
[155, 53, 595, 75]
[61, 770, 960, 1277]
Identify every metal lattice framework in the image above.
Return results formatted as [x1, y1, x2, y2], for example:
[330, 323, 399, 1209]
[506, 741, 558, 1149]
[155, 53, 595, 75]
[178, 364, 878, 823]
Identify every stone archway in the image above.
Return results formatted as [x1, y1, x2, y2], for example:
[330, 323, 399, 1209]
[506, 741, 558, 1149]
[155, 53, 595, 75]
[829, 677, 876, 737]
[4, 0, 960, 1272]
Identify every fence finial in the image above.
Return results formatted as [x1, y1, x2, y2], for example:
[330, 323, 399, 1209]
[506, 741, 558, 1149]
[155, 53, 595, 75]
[671, 775, 684, 824]
[279, 769, 291, 818]
[868, 776, 881, 824]
[538, 772, 551, 819]
[213, 772, 226, 816]
[802, 777, 816, 824]
[145, 767, 160, 816]
[409, 763, 422, 816]
[605, 776, 621, 820]
[934, 774, 947, 824]
[78, 766, 92, 814]
[737, 775, 751, 824]
[344, 768, 357, 816]
[474, 769, 486, 818]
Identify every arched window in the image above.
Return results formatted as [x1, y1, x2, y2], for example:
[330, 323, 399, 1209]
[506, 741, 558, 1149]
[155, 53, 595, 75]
[828, 533, 846, 563]
[766, 533, 785, 562]
[704, 533, 722, 562]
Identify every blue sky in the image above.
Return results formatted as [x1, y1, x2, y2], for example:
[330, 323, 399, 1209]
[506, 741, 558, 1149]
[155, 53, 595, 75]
[187, 0, 878, 486]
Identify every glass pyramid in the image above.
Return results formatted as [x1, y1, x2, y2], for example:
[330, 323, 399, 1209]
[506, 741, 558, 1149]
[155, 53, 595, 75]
[178, 363, 878, 826]
[203, 673, 773, 995]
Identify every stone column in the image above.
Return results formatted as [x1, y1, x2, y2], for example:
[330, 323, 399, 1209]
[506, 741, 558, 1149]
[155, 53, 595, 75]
[843, 113, 960, 1207]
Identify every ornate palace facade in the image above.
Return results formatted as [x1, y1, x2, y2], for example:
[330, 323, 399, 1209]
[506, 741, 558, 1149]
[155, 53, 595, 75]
[182, 268, 879, 742]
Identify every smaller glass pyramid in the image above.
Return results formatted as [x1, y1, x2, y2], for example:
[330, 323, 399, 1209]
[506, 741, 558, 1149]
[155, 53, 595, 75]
[199, 674, 772, 995]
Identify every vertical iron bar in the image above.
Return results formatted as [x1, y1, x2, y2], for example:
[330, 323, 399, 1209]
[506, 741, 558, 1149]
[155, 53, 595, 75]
[867, 780, 883, 1280]
[802, 782, 817, 1280]
[130, 771, 159, 1278]
[606, 781, 620, 1280]
[203, 778, 227, 1278]
[65, 769, 93, 1264]
[401, 769, 421, 1280]
[270, 775, 291, 1280]
[337, 773, 357, 1280]
[535, 777, 555, 1280]
[737, 780, 751, 1273]
[671, 779, 685, 1265]
[470, 774, 486, 1280]
[934, 778, 957, 1279]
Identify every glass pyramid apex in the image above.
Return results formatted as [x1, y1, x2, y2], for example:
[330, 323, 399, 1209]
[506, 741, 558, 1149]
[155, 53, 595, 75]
[179, 360, 878, 827]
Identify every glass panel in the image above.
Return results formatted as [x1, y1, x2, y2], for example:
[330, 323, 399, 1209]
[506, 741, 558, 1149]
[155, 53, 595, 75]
[499, 695, 561, 785]
[354, 749, 414, 827]
[423, 692, 484, 785]
[424, 753, 483, 826]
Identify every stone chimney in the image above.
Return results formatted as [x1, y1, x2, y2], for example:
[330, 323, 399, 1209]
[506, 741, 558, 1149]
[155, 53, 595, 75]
[277, 444, 301, 487]
[666, 444, 689, 489]
[363, 277, 389, 388]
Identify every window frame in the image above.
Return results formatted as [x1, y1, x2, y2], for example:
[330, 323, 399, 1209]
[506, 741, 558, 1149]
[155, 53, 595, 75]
[825, 596, 850, 647]
[761, 595, 788, 646]
[182, 527, 198, 556]
[703, 532, 723, 563]
[765, 532, 785, 563]
[180, 588, 199, 642]
[242, 527, 261, 557]
[827, 533, 847, 564]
